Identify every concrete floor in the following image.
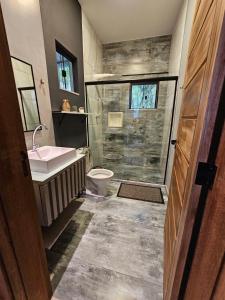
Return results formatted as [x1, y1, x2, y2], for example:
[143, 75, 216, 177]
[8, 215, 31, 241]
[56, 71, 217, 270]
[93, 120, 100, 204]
[53, 181, 167, 300]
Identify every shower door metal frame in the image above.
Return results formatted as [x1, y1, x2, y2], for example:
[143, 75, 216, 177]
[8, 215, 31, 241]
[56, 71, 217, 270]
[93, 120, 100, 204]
[85, 75, 178, 184]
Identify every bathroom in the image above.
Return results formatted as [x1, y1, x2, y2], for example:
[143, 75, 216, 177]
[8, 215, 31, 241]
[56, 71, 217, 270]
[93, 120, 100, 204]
[0, 0, 209, 299]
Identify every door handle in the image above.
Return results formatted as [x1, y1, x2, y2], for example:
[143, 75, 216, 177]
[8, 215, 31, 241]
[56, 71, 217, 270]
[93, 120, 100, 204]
[20, 151, 30, 177]
[171, 139, 177, 145]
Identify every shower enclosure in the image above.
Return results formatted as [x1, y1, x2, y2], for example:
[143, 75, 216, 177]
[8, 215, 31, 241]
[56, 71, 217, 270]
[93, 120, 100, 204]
[85, 76, 178, 184]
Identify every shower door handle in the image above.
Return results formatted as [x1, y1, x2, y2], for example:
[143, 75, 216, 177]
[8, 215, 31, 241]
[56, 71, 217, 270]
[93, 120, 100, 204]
[171, 139, 177, 146]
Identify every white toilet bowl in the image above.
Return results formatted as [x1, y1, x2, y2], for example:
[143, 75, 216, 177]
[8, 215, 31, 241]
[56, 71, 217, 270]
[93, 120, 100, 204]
[86, 168, 114, 196]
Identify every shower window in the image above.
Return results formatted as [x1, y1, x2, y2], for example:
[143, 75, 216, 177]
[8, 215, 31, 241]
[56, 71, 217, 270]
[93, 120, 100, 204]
[130, 82, 158, 109]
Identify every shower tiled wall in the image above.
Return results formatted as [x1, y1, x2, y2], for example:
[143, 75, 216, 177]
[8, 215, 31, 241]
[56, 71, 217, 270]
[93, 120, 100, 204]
[98, 81, 175, 183]
[87, 35, 174, 183]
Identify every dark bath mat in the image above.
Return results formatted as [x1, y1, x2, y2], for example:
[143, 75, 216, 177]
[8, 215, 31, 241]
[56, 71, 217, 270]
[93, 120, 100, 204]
[117, 183, 164, 204]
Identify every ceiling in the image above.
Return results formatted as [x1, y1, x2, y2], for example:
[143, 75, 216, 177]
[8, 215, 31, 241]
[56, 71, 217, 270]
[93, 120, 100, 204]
[79, 0, 184, 44]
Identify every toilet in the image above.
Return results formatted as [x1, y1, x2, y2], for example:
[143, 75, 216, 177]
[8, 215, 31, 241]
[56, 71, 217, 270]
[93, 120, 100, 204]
[77, 147, 114, 196]
[87, 168, 114, 196]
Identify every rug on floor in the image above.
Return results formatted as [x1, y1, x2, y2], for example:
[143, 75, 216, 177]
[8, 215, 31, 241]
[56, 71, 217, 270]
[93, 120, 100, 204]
[117, 183, 164, 204]
[46, 209, 94, 291]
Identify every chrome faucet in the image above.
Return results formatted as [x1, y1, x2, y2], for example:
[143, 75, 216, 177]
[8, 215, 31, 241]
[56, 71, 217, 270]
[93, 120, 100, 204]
[32, 124, 48, 151]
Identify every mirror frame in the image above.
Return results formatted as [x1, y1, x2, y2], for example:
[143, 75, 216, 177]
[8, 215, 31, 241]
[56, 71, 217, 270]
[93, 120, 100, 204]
[11, 56, 41, 132]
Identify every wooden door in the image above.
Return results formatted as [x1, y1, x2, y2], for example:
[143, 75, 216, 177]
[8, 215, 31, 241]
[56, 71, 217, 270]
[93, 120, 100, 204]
[0, 4, 51, 300]
[164, 0, 225, 298]
[183, 109, 225, 299]
[0, 259, 13, 300]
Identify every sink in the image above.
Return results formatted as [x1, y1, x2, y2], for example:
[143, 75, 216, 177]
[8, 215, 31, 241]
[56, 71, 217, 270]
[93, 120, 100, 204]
[28, 146, 77, 173]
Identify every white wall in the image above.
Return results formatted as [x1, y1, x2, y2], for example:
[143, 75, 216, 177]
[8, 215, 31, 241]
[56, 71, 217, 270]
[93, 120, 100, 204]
[1, 0, 55, 149]
[165, 0, 197, 188]
[82, 11, 103, 168]
[82, 11, 103, 80]
[169, 0, 189, 76]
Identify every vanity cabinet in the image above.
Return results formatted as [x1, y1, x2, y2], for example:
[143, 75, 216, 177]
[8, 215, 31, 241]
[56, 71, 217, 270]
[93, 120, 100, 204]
[33, 156, 86, 227]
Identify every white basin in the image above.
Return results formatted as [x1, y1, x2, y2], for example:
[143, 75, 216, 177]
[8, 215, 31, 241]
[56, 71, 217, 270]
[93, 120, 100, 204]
[28, 146, 77, 173]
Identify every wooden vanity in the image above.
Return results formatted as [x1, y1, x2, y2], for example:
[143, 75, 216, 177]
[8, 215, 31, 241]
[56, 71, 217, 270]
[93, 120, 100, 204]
[32, 154, 86, 227]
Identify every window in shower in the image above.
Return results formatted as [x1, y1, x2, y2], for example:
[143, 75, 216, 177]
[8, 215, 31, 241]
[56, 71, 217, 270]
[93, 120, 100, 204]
[130, 82, 158, 109]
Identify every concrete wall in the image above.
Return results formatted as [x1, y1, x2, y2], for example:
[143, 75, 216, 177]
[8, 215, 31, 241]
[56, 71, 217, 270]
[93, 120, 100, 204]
[169, 1, 189, 75]
[82, 12, 103, 80]
[40, 0, 86, 148]
[103, 36, 171, 75]
[1, 0, 55, 149]
[165, 0, 197, 187]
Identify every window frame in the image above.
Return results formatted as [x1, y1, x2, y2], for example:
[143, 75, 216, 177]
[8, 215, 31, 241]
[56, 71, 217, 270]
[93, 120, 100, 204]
[55, 41, 79, 94]
[129, 81, 159, 110]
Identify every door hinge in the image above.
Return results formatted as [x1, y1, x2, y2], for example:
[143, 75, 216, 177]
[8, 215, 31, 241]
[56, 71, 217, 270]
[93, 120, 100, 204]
[195, 162, 217, 189]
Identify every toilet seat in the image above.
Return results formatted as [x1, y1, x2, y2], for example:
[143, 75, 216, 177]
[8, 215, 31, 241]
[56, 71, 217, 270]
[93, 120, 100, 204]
[87, 168, 114, 180]
[86, 168, 114, 196]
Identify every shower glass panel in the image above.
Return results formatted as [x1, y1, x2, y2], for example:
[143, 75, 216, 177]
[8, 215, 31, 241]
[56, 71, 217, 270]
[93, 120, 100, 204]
[86, 79, 177, 184]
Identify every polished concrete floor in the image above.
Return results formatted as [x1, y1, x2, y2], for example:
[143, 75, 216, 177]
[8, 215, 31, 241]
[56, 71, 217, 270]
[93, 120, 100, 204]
[53, 181, 167, 300]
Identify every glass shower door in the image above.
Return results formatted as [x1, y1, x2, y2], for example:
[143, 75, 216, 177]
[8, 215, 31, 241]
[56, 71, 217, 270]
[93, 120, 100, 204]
[86, 79, 176, 184]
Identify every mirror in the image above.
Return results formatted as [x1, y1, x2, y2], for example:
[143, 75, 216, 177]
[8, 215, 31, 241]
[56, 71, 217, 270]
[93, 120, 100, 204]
[11, 57, 41, 132]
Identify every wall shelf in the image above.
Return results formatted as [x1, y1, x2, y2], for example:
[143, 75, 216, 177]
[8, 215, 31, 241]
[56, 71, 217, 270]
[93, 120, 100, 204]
[52, 111, 89, 116]
[52, 111, 89, 125]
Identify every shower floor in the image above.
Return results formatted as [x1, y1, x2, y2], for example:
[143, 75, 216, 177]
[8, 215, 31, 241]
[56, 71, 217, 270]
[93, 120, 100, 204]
[102, 162, 164, 184]
[53, 181, 167, 300]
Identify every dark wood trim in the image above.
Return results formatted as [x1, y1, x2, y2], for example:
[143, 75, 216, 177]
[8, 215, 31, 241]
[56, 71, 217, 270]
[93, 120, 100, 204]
[212, 254, 225, 298]
[0, 201, 26, 299]
[0, 255, 13, 300]
[0, 4, 51, 299]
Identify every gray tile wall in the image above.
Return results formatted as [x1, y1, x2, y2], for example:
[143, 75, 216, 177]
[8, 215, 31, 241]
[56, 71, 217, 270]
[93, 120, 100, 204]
[103, 35, 171, 75]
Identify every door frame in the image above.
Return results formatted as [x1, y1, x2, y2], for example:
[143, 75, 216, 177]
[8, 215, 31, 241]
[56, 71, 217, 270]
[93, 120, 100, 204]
[0, 4, 51, 299]
[166, 0, 225, 298]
